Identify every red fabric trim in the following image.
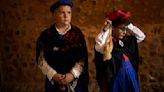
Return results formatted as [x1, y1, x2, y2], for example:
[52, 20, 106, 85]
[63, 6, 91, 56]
[123, 54, 129, 61]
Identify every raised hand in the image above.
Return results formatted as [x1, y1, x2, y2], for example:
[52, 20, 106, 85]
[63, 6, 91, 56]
[103, 20, 112, 32]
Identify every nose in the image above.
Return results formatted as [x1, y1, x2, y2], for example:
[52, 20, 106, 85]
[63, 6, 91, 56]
[64, 11, 71, 18]
[122, 30, 127, 34]
[64, 13, 67, 18]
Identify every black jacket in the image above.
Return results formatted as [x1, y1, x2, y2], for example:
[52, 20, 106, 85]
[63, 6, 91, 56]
[94, 36, 139, 88]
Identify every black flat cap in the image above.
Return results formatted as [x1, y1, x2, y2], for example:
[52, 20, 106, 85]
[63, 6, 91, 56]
[50, 0, 73, 12]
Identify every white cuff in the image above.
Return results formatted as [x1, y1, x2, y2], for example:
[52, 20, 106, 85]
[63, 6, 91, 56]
[71, 62, 84, 78]
[95, 29, 110, 53]
[127, 23, 146, 43]
[127, 23, 134, 30]
[38, 52, 57, 81]
[71, 68, 81, 78]
[96, 29, 110, 46]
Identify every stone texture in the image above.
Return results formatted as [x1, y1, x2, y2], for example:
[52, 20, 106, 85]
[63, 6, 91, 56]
[0, 0, 164, 92]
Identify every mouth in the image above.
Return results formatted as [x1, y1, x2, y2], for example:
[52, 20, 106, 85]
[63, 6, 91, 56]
[64, 20, 69, 22]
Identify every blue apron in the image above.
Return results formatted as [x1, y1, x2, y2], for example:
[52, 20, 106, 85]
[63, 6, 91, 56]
[112, 54, 139, 92]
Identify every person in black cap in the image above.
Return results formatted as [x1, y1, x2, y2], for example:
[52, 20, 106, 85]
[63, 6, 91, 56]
[94, 9, 145, 92]
[36, 0, 89, 92]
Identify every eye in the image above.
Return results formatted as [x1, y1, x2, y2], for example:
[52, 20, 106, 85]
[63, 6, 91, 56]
[58, 11, 65, 14]
[67, 11, 71, 14]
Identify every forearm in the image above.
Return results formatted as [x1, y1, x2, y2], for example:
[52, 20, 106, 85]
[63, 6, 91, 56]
[38, 51, 57, 81]
[71, 59, 84, 78]
[95, 29, 110, 53]
[127, 23, 146, 43]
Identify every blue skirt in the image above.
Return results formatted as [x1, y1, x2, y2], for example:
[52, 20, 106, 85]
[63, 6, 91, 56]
[112, 54, 139, 92]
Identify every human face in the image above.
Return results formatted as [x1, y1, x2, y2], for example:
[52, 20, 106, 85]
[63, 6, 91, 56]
[52, 5, 72, 27]
[112, 24, 128, 39]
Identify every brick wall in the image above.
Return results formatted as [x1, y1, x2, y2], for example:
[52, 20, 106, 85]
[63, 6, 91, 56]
[0, 0, 164, 92]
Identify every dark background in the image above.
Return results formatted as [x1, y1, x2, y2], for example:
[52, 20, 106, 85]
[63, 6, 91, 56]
[0, 0, 164, 92]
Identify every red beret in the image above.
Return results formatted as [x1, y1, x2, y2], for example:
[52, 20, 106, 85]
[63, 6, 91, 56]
[107, 9, 131, 21]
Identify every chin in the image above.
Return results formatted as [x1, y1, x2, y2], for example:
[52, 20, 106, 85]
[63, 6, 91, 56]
[64, 22, 70, 25]
[119, 36, 124, 39]
[61, 23, 69, 26]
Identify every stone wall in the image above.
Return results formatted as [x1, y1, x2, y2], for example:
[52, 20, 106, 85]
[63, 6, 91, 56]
[0, 0, 164, 92]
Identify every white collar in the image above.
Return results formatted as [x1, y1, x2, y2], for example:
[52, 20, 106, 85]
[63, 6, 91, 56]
[55, 24, 71, 35]
[119, 40, 124, 47]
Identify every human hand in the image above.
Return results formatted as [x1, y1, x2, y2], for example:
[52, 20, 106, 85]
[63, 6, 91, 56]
[64, 72, 74, 84]
[103, 20, 112, 32]
[52, 73, 66, 84]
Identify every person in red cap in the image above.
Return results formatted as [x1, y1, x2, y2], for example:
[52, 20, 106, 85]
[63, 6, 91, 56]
[94, 9, 145, 92]
[36, 0, 88, 92]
